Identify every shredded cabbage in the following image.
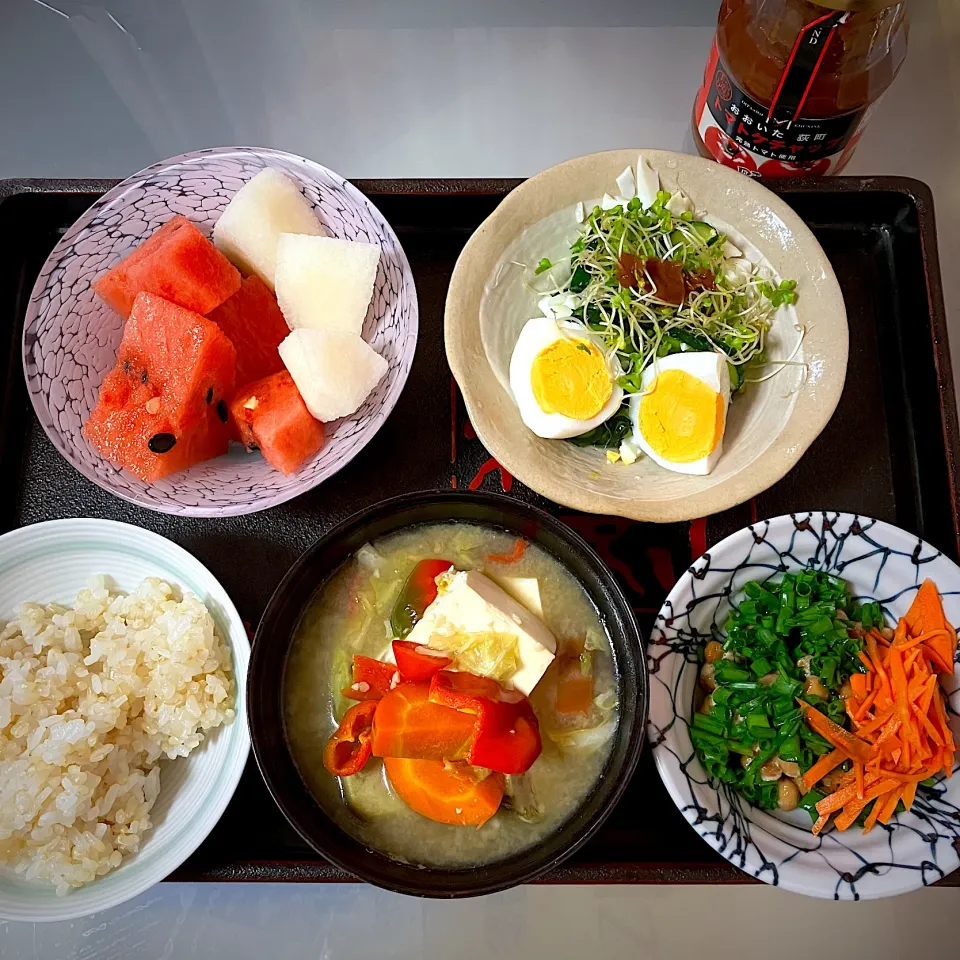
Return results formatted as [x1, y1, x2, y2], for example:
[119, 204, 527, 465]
[546, 719, 616, 751]
[584, 628, 607, 652]
[429, 631, 521, 685]
[355, 543, 382, 572]
[593, 689, 618, 712]
[503, 774, 544, 823]
[330, 647, 353, 707]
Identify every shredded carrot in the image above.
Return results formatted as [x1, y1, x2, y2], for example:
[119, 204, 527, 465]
[916, 675, 938, 716]
[800, 702, 874, 765]
[865, 633, 889, 686]
[802, 748, 846, 790]
[877, 785, 905, 824]
[854, 706, 897, 738]
[816, 783, 862, 816]
[801, 580, 955, 839]
[854, 685, 880, 722]
[834, 799, 868, 831]
[913, 705, 944, 747]
[862, 798, 883, 834]
[485, 538, 528, 565]
[849, 672, 869, 700]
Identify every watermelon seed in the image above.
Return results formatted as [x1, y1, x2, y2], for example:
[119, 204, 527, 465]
[141, 369, 149, 384]
[145, 397, 160, 414]
[123, 360, 132, 375]
[217, 400, 228, 424]
[148, 433, 177, 454]
[206, 387, 214, 405]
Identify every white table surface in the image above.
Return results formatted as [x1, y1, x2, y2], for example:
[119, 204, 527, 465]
[1, 1, 958, 957]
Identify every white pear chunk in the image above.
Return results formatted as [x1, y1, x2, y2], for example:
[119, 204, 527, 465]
[213, 168, 325, 286]
[278, 328, 387, 422]
[274, 234, 380, 336]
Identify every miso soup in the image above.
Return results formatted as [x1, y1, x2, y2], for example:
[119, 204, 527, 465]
[284, 522, 619, 867]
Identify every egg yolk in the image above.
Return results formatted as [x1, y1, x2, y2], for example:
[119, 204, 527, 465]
[530, 338, 612, 419]
[638, 369, 724, 462]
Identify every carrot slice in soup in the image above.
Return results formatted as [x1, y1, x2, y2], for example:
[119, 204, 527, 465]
[384, 758, 504, 826]
[371, 681, 476, 761]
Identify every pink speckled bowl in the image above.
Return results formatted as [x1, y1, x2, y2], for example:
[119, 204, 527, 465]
[22, 147, 418, 517]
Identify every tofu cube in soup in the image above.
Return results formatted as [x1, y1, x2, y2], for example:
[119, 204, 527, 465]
[405, 570, 557, 696]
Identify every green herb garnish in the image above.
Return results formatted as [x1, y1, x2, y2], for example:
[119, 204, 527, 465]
[759, 278, 798, 308]
[568, 409, 632, 449]
[535, 257, 553, 275]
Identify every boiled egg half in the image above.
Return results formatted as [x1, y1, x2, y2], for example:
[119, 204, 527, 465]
[628, 352, 731, 475]
[509, 317, 624, 439]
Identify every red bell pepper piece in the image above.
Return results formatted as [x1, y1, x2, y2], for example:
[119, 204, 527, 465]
[392, 639, 452, 682]
[428, 670, 542, 775]
[428, 670, 504, 706]
[389, 559, 453, 638]
[323, 700, 377, 776]
[342, 655, 397, 701]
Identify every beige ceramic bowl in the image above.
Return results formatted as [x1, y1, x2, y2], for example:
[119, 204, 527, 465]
[445, 149, 847, 522]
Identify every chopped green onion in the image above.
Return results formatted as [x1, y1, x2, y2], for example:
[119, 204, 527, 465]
[690, 569, 868, 813]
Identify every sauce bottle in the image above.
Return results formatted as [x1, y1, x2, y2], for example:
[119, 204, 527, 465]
[693, 0, 908, 177]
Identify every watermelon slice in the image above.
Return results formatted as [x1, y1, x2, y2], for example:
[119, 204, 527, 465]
[229, 371, 325, 475]
[95, 216, 241, 319]
[207, 275, 288, 386]
[84, 293, 237, 482]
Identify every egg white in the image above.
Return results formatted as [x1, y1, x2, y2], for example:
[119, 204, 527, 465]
[510, 317, 624, 440]
[629, 351, 731, 475]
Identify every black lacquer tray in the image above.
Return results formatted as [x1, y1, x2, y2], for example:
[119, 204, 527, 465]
[1, 176, 957, 885]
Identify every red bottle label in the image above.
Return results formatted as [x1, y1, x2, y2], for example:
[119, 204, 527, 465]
[695, 16, 870, 178]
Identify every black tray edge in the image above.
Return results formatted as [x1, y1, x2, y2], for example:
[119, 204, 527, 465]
[168, 857, 960, 888]
[166, 859, 760, 885]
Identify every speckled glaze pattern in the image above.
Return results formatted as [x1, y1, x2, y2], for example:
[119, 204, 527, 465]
[649, 513, 960, 900]
[22, 147, 418, 517]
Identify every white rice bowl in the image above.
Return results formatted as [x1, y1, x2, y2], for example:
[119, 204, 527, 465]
[0, 577, 234, 894]
[0, 519, 250, 922]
